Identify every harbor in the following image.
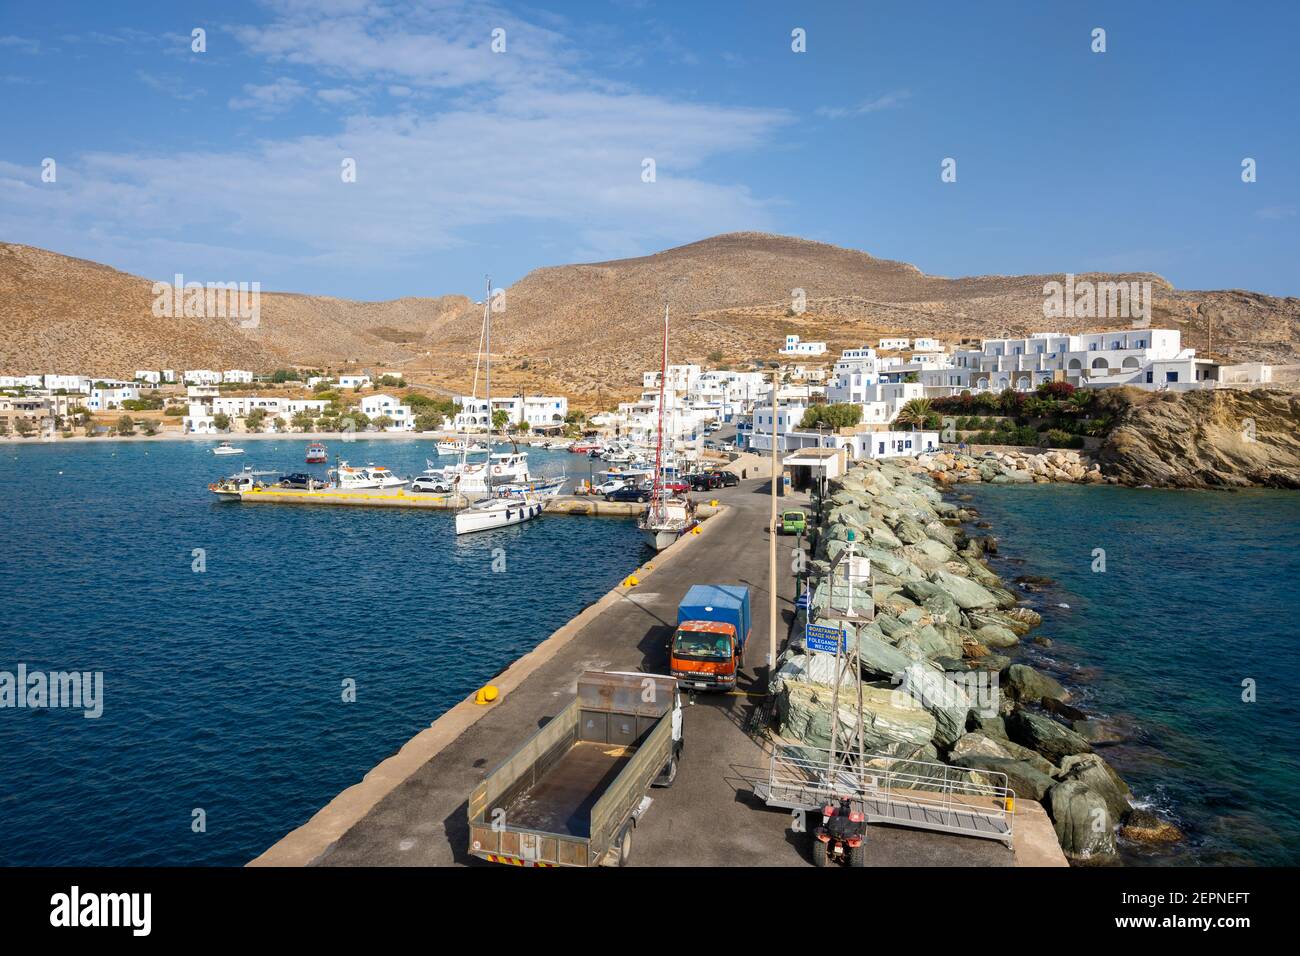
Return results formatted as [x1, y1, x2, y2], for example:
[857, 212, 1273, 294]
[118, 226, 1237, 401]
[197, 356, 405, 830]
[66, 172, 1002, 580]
[251, 472, 1066, 868]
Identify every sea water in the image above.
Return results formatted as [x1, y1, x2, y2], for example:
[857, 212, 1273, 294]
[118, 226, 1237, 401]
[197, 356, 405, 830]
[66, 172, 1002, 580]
[959, 483, 1300, 866]
[0, 438, 645, 865]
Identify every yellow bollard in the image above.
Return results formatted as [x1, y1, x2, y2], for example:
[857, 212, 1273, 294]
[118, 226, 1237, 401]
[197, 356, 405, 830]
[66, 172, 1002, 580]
[691, 526, 702, 535]
[1004, 796, 1015, 813]
[474, 685, 500, 705]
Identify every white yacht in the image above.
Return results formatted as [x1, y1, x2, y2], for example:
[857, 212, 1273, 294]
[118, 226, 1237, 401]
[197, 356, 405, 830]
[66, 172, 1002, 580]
[211, 441, 244, 456]
[330, 461, 407, 490]
[436, 439, 487, 456]
[208, 467, 277, 499]
[637, 305, 699, 551]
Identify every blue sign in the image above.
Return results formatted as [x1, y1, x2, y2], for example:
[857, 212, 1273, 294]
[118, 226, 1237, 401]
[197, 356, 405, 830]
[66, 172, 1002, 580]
[805, 623, 844, 654]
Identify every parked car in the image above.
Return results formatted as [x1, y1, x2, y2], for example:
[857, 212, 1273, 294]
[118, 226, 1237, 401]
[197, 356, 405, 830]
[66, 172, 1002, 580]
[779, 510, 808, 535]
[592, 477, 629, 495]
[411, 474, 452, 493]
[605, 484, 652, 503]
[689, 472, 723, 491]
[660, 478, 690, 494]
[711, 470, 740, 487]
[278, 473, 316, 489]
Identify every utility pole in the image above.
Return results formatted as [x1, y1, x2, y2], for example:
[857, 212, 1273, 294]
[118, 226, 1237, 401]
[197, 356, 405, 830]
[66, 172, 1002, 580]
[768, 368, 780, 690]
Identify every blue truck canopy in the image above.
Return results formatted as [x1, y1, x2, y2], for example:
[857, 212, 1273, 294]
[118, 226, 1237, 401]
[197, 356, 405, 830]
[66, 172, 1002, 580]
[677, 584, 752, 648]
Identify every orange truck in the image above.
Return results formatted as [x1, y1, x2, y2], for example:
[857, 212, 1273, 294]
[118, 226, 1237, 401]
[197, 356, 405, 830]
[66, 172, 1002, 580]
[669, 585, 752, 691]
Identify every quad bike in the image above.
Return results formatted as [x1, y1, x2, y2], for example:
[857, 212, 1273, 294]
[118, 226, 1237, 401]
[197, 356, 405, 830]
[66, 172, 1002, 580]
[812, 796, 867, 867]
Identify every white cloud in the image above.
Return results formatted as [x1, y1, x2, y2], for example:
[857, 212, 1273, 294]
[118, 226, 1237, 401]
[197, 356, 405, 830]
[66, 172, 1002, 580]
[816, 90, 911, 120]
[228, 78, 308, 113]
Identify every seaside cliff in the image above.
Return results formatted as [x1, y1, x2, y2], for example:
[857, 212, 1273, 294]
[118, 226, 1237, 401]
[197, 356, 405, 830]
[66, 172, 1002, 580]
[776, 460, 1162, 863]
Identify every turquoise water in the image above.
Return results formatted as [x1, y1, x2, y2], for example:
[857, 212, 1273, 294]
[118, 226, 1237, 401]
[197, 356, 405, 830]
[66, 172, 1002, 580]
[958, 483, 1300, 866]
[0, 438, 646, 865]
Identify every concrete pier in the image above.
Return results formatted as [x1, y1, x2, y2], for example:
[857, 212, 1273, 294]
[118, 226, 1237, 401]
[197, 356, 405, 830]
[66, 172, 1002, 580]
[231, 486, 720, 518]
[250, 478, 1065, 868]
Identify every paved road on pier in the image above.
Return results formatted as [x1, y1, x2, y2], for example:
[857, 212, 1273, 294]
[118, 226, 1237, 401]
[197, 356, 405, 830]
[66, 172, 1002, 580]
[306, 477, 1011, 867]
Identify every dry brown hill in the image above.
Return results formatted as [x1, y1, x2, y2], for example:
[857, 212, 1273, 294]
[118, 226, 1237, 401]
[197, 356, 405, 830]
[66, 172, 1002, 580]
[3, 233, 1296, 406]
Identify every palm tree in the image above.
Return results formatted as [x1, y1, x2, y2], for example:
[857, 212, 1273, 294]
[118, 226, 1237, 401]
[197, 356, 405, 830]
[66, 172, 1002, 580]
[895, 398, 933, 430]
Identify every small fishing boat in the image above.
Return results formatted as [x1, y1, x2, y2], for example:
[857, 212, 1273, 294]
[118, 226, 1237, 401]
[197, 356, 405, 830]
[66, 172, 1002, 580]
[495, 475, 566, 500]
[211, 441, 244, 456]
[436, 439, 488, 455]
[305, 442, 328, 463]
[208, 466, 278, 499]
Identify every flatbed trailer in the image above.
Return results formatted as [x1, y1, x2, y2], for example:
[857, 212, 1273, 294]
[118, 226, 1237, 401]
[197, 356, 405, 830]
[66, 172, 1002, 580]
[468, 671, 682, 867]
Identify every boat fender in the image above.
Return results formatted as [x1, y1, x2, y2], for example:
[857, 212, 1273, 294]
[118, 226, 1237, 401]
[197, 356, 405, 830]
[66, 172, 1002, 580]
[474, 685, 500, 705]
[622, 574, 639, 588]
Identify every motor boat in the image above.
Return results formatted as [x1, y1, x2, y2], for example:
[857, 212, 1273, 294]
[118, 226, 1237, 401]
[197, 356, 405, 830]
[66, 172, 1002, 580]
[211, 441, 244, 456]
[305, 442, 328, 463]
[208, 466, 278, 499]
[495, 476, 565, 500]
[436, 439, 488, 455]
[329, 460, 407, 489]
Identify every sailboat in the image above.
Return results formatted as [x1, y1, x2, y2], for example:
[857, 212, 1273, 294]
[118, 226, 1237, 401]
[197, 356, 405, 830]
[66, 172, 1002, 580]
[455, 278, 543, 535]
[638, 305, 698, 551]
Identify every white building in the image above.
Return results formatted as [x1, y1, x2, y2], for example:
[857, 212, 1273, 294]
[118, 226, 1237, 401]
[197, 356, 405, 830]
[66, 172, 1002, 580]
[453, 394, 569, 432]
[43, 374, 93, 393]
[0, 374, 44, 389]
[361, 393, 415, 431]
[87, 383, 141, 411]
[162, 369, 176, 384]
[222, 369, 254, 384]
[780, 335, 828, 356]
[912, 337, 942, 352]
[134, 370, 162, 385]
[337, 374, 372, 390]
[211, 396, 328, 419]
[878, 337, 910, 351]
[184, 369, 222, 385]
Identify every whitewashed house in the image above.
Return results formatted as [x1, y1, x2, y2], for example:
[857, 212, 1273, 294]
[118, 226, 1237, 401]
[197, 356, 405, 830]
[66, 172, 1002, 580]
[361, 393, 415, 431]
[222, 369, 254, 384]
[779, 335, 827, 356]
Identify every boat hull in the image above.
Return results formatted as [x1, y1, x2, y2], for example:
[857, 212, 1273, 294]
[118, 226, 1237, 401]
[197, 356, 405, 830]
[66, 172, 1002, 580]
[454, 499, 543, 534]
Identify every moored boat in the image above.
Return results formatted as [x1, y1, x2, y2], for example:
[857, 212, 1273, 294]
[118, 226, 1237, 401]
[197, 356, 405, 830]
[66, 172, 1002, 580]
[208, 466, 278, 499]
[305, 442, 328, 463]
[211, 441, 244, 456]
[637, 304, 698, 551]
[329, 460, 407, 489]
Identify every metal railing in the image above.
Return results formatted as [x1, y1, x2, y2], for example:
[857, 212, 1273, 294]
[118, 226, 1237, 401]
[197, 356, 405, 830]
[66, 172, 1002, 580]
[761, 745, 1015, 844]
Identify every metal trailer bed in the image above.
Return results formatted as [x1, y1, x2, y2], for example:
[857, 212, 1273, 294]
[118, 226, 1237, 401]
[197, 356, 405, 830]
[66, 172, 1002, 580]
[468, 671, 681, 867]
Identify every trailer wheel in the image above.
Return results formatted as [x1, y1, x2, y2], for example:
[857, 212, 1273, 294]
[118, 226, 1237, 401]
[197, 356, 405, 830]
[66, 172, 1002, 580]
[812, 837, 829, 868]
[617, 828, 633, 867]
[654, 755, 678, 788]
[849, 841, 867, 868]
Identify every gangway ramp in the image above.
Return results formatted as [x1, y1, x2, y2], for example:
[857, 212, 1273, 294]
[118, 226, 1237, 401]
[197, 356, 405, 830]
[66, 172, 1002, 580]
[754, 745, 1014, 846]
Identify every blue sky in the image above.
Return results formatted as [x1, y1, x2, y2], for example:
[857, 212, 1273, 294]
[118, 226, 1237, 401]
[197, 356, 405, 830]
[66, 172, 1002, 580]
[1, 0, 1296, 299]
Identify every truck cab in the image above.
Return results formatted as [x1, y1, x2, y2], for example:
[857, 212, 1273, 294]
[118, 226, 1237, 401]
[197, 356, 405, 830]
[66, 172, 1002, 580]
[670, 584, 752, 692]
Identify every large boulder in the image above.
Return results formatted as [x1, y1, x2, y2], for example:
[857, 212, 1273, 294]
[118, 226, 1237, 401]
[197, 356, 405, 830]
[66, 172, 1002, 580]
[851, 626, 913, 679]
[1058, 753, 1132, 820]
[1008, 710, 1093, 764]
[776, 681, 936, 752]
[931, 570, 998, 610]
[948, 732, 1011, 762]
[1004, 663, 1069, 703]
[974, 624, 1020, 649]
[1047, 780, 1118, 861]
[896, 664, 971, 747]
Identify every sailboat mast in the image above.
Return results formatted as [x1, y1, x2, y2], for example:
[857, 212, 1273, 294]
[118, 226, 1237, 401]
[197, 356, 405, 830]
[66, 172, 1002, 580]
[484, 277, 494, 499]
[652, 304, 668, 512]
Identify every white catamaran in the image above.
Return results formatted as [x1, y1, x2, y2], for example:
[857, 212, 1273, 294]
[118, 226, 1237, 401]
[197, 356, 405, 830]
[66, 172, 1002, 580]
[638, 305, 698, 550]
[454, 278, 543, 535]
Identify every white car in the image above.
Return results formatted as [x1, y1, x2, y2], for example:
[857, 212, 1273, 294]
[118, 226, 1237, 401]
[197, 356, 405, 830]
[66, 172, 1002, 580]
[411, 474, 453, 494]
[592, 477, 629, 495]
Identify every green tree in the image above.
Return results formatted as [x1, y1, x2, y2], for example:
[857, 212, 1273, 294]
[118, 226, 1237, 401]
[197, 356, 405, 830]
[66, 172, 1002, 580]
[799, 403, 863, 430]
[492, 409, 510, 432]
[143, 421, 159, 436]
[245, 408, 268, 432]
[272, 416, 287, 433]
[270, 369, 300, 383]
[894, 399, 934, 429]
[213, 412, 231, 431]
[291, 411, 315, 432]
[115, 415, 135, 436]
[373, 414, 395, 431]
[13, 417, 33, 437]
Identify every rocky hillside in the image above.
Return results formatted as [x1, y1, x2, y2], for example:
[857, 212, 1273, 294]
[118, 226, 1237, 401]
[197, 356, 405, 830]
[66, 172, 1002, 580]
[3, 234, 1297, 405]
[1098, 387, 1300, 488]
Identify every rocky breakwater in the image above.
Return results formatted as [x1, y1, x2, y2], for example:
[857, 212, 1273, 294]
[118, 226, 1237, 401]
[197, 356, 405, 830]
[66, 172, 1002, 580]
[772, 460, 1146, 863]
[907, 449, 1107, 486]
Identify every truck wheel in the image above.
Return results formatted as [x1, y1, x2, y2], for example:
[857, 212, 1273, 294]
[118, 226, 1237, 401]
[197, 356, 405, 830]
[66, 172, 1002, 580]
[654, 755, 678, 788]
[849, 841, 867, 868]
[618, 829, 633, 867]
[812, 838, 829, 868]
